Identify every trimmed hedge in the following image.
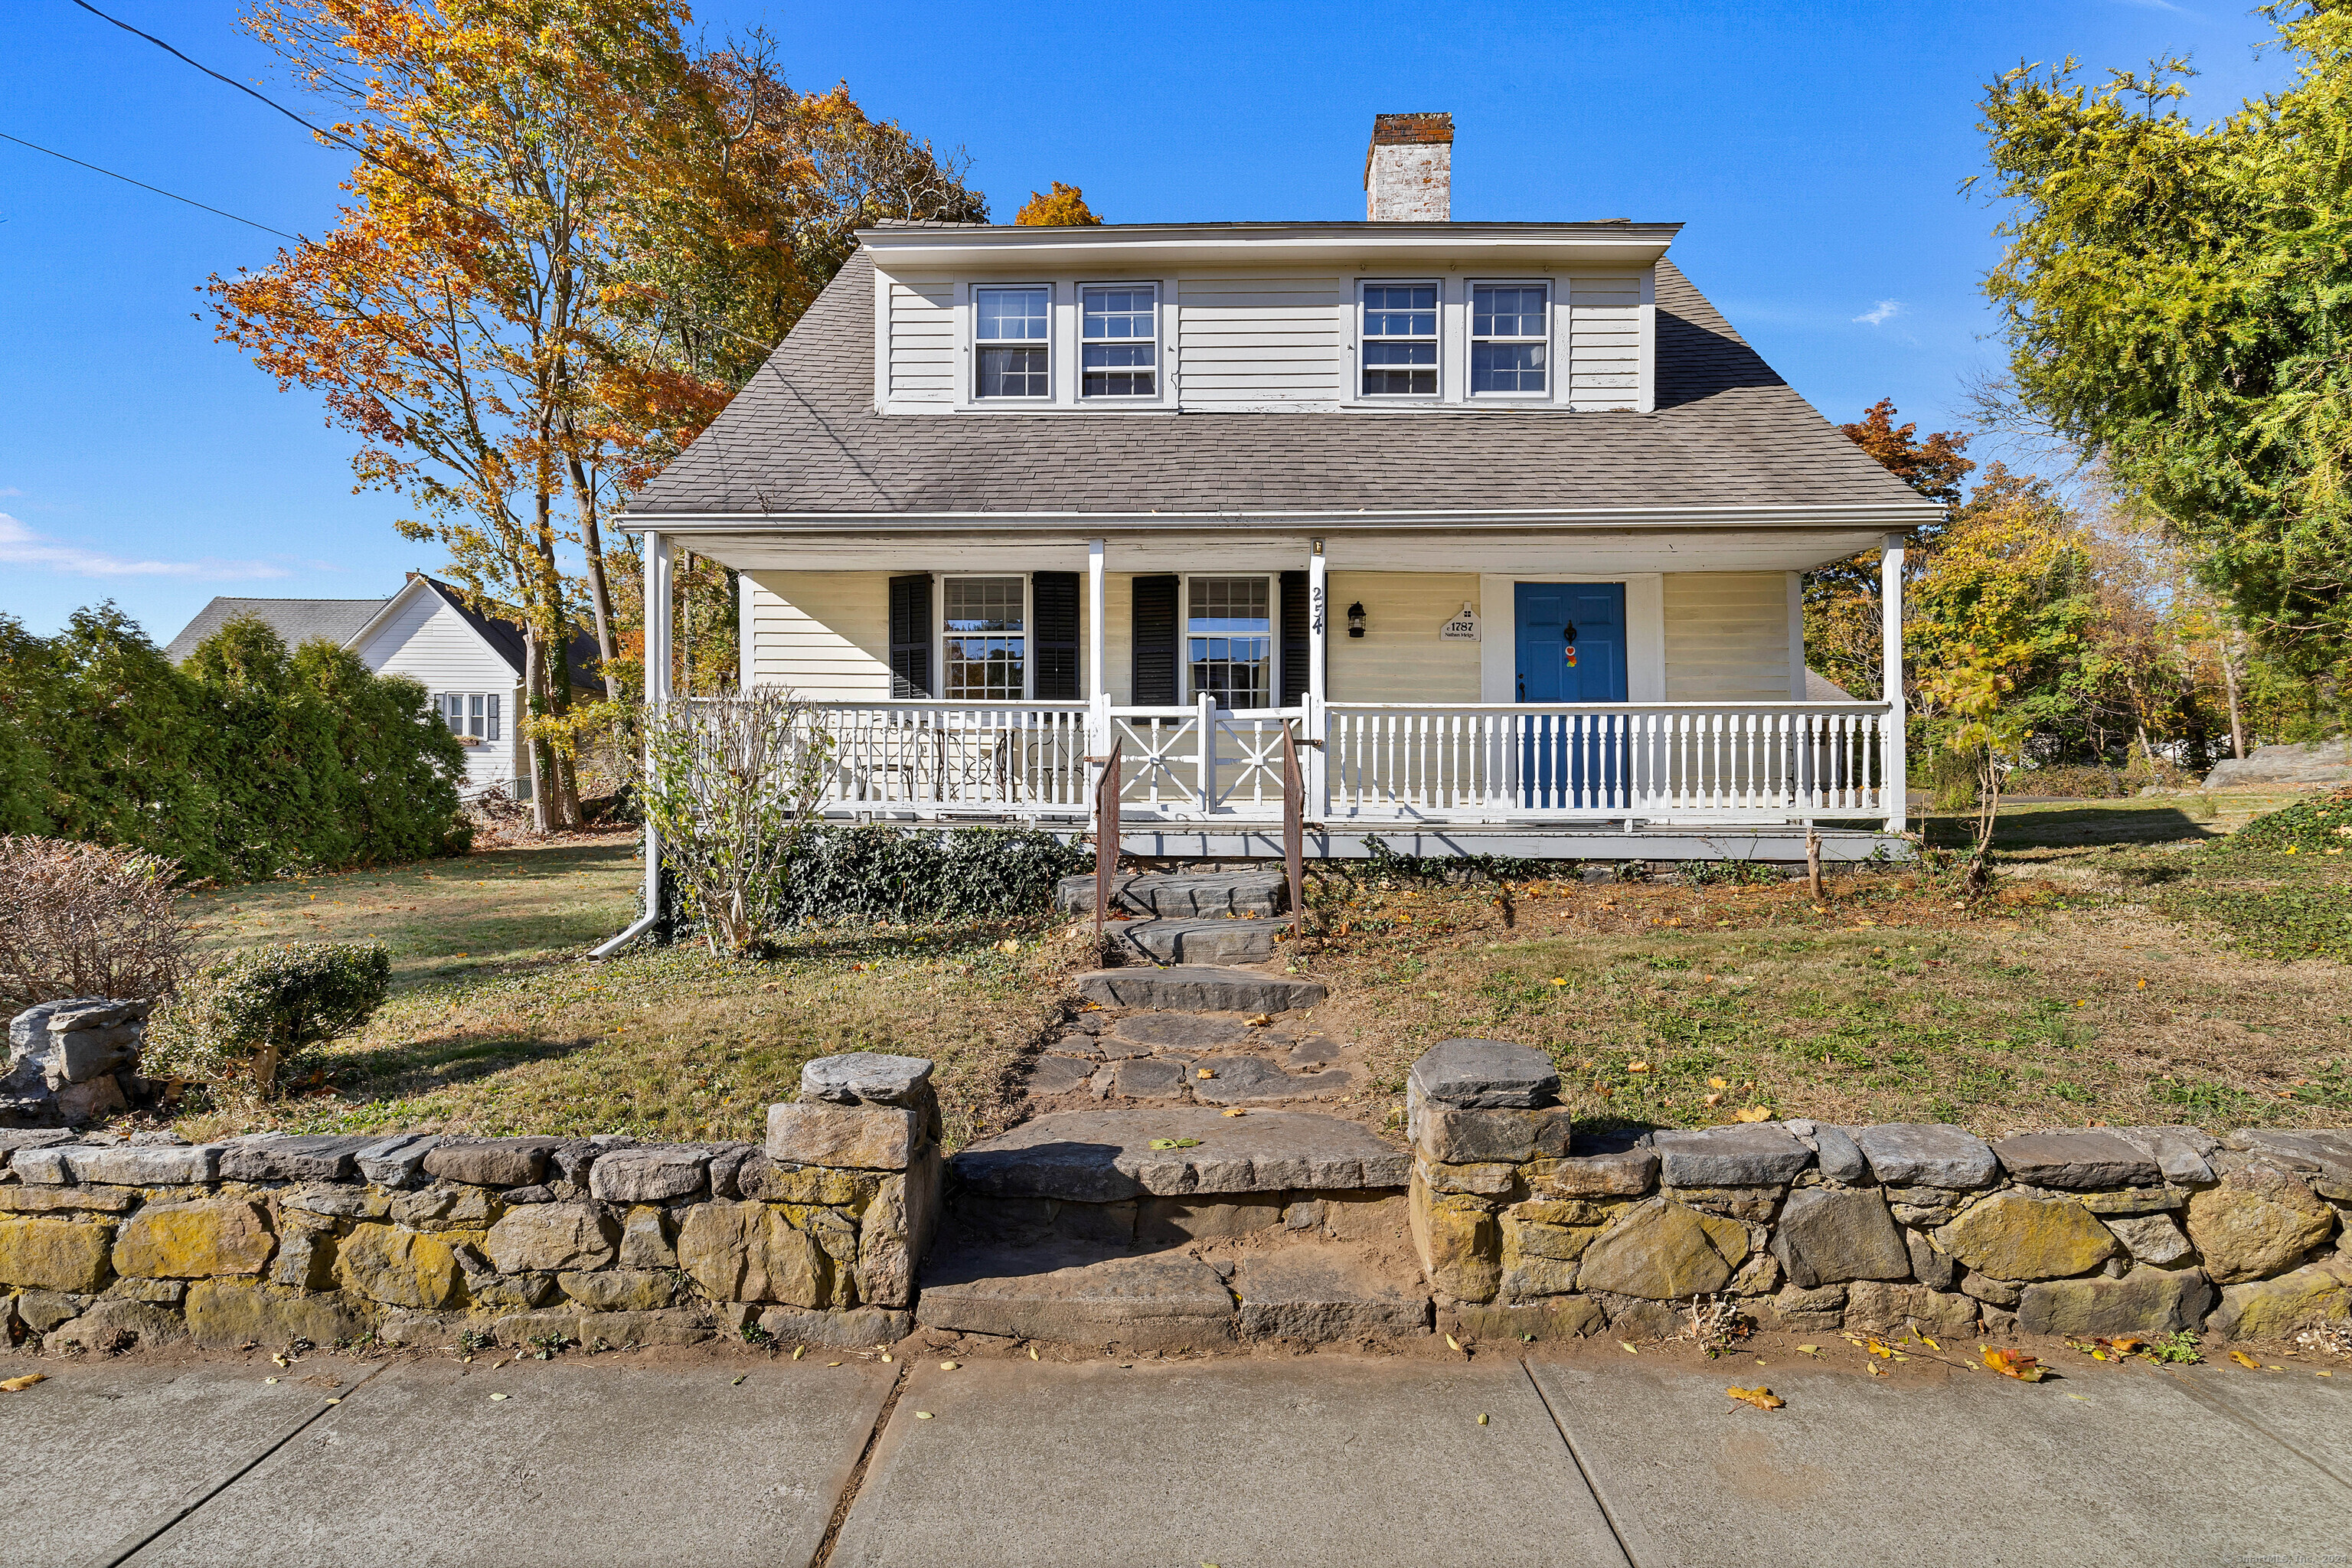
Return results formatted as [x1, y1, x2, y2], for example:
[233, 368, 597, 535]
[0, 606, 469, 880]
[154, 939, 391, 1096]
[657, 823, 1086, 935]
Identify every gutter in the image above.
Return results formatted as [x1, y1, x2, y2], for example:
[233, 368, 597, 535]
[612, 503, 1942, 535]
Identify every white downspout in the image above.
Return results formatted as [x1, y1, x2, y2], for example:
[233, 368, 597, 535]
[1087, 538, 1108, 752]
[591, 528, 673, 959]
[1880, 531, 1907, 835]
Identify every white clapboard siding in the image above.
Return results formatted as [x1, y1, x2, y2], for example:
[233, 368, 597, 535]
[1328, 572, 1483, 704]
[356, 587, 526, 789]
[1566, 273, 1642, 412]
[743, 571, 894, 700]
[1178, 279, 1343, 409]
[1662, 573, 1797, 701]
[886, 279, 957, 407]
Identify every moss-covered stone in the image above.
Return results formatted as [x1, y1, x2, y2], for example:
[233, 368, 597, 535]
[1409, 1166, 1499, 1304]
[2187, 1165, 2337, 1285]
[2208, 1256, 2352, 1340]
[675, 1200, 835, 1308]
[483, 1203, 619, 1274]
[112, 1200, 273, 1279]
[1933, 1192, 2121, 1281]
[335, 1223, 464, 1310]
[2017, 1266, 2213, 1337]
[557, 1269, 679, 1312]
[0, 1217, 116, 1292]
[1572, 1200, 1748, 1301]
[185, 1278, 369, 1348]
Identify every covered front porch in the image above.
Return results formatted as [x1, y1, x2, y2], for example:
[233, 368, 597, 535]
[632, 518, 1914, 857]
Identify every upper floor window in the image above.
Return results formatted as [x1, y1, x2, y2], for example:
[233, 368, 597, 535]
[975, 286, 1050, 399]
[1082, 285, 1157, 397]
[1361, 283, 1438, 397]
[1187, 576, 1272, 708]
[1471, 284, 1548, 396]
[943, 575, 1025, 699]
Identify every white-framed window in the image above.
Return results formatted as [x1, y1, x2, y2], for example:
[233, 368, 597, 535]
[1080, 283, 1157, 397]
[436, 691, 501, 745]
[1360, 282, 1439, 397]
[1471, 283, 1550, 396]
[973, 285, 1050, 399]
[942, 575, 1027, 700]
[1185, 575, 1274, 709]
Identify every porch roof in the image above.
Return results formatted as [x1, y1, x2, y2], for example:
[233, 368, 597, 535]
[622, 251, 1939, 528]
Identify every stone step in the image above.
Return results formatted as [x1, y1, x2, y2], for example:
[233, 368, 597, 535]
[1075, 965, 1325, 1014]
[915, 1236, 1427, 1350]
[952, 1108, 1407, 1202]
[1054, 869, 1289, 920]
[1108, 916, 1285, 965]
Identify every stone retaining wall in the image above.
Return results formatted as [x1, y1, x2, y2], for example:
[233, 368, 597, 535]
[1406, 1040, 2352, 1345]
[0, 1053, 941, 1355]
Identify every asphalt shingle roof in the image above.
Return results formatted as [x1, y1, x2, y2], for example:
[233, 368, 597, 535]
[628, 250, 1929, 520]
[164, 596, 385, 662]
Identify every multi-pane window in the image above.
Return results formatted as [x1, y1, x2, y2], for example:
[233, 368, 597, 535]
[1361, 283, 1439, 396]
[1471, 284, 1549, 395]
[974, 286, 1050, 399]
[943, 577, 1025, 699]
[436, 692, 501, 743]
[1187, 576, 1272, 709]
[1081, 285, 1157, 397]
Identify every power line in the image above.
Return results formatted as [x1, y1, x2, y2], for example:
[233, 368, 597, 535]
[67, 0, 371, 164]
[0, 129, 298, 240]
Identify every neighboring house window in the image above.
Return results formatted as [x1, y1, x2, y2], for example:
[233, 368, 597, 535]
[1471, 284, 1549, 395]
[1361, 283, 1438, 396]
[1187, 576, 1272, 708]
[974, 286, 1050, 399]
[1081, 285, 1156, 397]
[436, 692, 501, 743]
[943, 576, 1026, 700]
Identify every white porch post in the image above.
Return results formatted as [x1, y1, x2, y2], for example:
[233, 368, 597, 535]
[1307, 537, 1328, 815]
[1087, 537, 1108, 747]
[1880, 531, 1907, 833]
[642, 529, 674, 924]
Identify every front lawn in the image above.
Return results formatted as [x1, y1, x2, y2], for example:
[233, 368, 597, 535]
[165, 786, 2350, 1147]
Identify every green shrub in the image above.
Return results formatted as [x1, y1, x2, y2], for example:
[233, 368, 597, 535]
[2229, 784, 2352, 853]
[155, 941, 390, 1096]
[659, 824, 1086, 935]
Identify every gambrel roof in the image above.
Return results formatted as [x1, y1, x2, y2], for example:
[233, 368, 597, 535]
[627, 248, 1930, 521]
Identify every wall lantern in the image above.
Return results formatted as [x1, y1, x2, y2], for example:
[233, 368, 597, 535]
[1347, 602, 1367, 639]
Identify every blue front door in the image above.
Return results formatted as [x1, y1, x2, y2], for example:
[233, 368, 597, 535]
[1515, 583, 1629, 808]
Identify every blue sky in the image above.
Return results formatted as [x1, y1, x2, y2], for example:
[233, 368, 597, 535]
[0, 0, 2292, 640]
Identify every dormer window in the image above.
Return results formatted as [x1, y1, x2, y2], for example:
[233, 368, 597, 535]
[1082, 285, 1157, 397]
[1361, 283, 1438, 396]
[975, 286, 1050, 399]
[1471, 283, 1549, 396]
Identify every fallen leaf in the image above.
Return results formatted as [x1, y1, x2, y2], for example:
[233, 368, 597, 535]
[1445, 1333, 1462, 1352]
[1704, 1093, 1725, 1108]
[1620, 1341, 1639, 1355]
[1982, 1348, 2045, 1382]
[1707, 1076, 1729, 1089]
[940, 1361, 959, 1370]
[1197, 1068, 1215, 1079]
[1866, 1338, 1894, 1359]
[880, 1353, 891, 1363]
[792, 1345, 805, 1360]
[1920, 1336, 1941, 1351]
[1244, 1014, 1272, 1027]
[731, 1374, 747, 1386]
[915, 1411, 933, 1419]
[1222, 1107, 1249, 1117]
[827, 1362, 842, 1367]
[2229, 1351, 2262, 1370]
[1627, 1060, 1651, 1073]
[1867, 1363, 1886, 1377]
[265, 1377, 279, 1384]
[1148, 1138, 1202, 1150]
[1477, 1413, 1489, 1425]
[2096, 1336, 2145, 1356]
[1726, 1386, 1785, 1410]
[489, 1393, 509, 1401]
[1, 1374, 47, 1392]
[1028, 1346, 1039, 1361]
[1795, 1345, 1821, 1357]
[1733, 1106, 1774, 1123]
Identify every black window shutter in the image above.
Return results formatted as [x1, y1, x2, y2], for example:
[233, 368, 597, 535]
[888, 573, 932, 698]
[1132, 574, 1179, 705]
[1279, 570, 1312, 708]
[1032, 571, 1081, 701]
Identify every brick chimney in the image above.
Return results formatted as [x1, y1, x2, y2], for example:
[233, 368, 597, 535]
[1364, 113, 1452, 221]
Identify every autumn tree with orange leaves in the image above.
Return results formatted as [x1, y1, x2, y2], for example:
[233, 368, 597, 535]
[208, 0, 983, 830]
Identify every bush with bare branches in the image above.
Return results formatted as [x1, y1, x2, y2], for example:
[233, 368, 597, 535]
[0, 836, 191, 1014]
[640, 691, 831, 953]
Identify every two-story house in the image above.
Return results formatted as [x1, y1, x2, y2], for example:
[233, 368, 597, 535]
[619, 113, 1937, 865]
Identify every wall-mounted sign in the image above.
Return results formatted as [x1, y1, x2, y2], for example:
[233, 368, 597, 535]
[1439, 603, 1481, 642]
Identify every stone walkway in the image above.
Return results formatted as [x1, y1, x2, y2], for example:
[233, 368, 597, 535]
[15, 1351, 2347, 1566]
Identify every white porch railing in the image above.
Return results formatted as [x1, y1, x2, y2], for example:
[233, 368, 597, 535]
[793, 698, 1897, 825]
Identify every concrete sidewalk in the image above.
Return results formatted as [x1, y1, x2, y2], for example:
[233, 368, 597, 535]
[8, 1351, 2347, 1567]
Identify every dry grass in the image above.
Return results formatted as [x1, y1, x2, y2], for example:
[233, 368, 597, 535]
[160, 788, 2349, 1148]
